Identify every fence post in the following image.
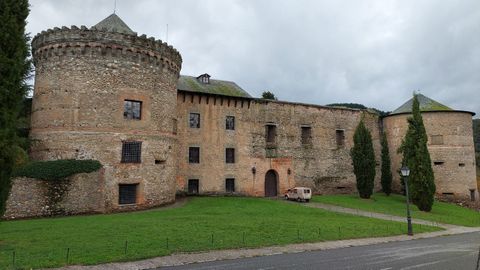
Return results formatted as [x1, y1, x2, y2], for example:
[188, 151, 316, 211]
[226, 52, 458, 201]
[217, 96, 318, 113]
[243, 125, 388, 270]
[66, 247, 70, 265]
[166, 237, 169, 250]
[124, 240, 128, 255]
[12, 251, 15, 268]
[211, 233, 214, 246]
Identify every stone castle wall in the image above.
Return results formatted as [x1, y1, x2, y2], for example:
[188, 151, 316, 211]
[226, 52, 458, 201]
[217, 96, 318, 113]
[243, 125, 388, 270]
[176, 91, 382, 196]
[383, 111, 477, 200]
[3, 170, 105, 219]
[29, 26, 182, 211]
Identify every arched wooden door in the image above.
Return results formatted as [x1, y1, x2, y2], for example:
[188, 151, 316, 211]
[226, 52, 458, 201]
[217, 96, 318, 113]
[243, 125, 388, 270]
[264, 170, 278, 197]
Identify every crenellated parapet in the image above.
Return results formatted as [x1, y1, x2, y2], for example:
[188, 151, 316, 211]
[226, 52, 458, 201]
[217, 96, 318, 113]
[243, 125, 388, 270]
[31, 25, 182, 73]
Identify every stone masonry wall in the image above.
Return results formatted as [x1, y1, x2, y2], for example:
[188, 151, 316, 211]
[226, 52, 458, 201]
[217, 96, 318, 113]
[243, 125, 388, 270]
[176, 92, 382, 196]
[3, 170, 105, 219]
[383, 111, 478, 200]
[29, 26, 182, 211]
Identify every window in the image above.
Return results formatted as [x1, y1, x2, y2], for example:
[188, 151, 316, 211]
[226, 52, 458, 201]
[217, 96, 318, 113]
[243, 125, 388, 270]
[336, 130, 345, 147]
[121, 141, 142, 163]
[301, 126, 312, 145]
[266, 124, 276, 144]
[118, 184, 138, 205]
[226, 178, 235, 193]
[434, 161, 444, 166]
[431, 135, 444, 145]
[226, 116, 235, 130]
[459, 163, 465, 167]
[123, 100, 142, 120]
[226, 148, 235, 163]
[189, 147, 200, 163]
[188, 179, 199, 194]
[189, 113, 200, 128]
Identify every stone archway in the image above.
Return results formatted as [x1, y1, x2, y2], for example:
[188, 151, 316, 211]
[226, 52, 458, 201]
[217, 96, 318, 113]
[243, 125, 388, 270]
[264, 170, 278, 197]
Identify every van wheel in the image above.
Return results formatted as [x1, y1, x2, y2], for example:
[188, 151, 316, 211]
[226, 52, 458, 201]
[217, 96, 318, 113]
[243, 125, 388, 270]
[297, 198, 301, 202]
[306, 199, 310, 203]
[284, 195, 289, 200]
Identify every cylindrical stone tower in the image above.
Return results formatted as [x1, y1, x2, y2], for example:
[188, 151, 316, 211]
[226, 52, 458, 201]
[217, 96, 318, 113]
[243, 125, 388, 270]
[383, 94, 477, 201]
[30, 14, 182, 210]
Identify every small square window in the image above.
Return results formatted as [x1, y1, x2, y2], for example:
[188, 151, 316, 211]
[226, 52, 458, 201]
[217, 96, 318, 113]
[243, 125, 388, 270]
[189, 147, 200, 163]
[434, 161, 444, 166]
[336, 130, 345, 147]
[266, 125, 276, 144]
[124, 100, 142, 120]
[226, 178, 235, 193]
[121, 141, 142, 163]
[119, 184, 138, 205]
[226, 116, 235, 130]
[189, 113, 200, 128]
[226, 148, 235, 163]
[188, 179, 199, 194]
[301, 126, 312, 144]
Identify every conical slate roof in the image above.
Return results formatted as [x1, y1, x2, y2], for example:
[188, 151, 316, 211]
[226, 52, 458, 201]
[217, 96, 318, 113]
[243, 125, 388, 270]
[391, 94, 452, 115]
[93, 13, 134, 35]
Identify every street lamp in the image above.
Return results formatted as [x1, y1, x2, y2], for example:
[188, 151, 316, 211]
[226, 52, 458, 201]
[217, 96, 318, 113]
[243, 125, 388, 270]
[400, 166, 413, 236]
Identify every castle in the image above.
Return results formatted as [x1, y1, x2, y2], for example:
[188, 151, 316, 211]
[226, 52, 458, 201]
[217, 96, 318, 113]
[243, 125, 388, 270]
[3, 14, 477, 218]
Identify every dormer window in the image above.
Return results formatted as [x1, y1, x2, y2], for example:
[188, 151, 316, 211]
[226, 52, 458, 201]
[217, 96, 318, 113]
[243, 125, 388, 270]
[197, 73, 211, 84]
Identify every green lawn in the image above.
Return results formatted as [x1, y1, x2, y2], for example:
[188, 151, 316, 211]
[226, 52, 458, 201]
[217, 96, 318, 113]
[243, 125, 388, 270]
[312, 193, 480, 227]
[0, 197, 439, 269]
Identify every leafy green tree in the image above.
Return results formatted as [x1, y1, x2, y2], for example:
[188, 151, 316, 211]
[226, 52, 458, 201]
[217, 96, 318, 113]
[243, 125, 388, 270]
[0, 0, 31, 215]
[398, 95, 436, 212]
[380, 132, 392, 195]
[261, 91, 277, 100]
[351, 119, 376, 199]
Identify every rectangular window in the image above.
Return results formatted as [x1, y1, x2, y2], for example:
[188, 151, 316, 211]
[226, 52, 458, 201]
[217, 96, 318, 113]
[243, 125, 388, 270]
[124, 100, 142, 120]
[226, 178, 235, 193]
[431, 135, 444, 145]
[121, 141, 142, 163]
[188, 179, 199, 194]
[189, 147, 200, 163]
[301, 126, 312, 145]
[336, 130, 345, 147]
[226, 116, 235, 130]
[434, 161, 445, 166]
[189, 113, 200, 128]
[266, 124, 276, 144]
[226, 148, 235, 163]
[118, 184, 138, 205]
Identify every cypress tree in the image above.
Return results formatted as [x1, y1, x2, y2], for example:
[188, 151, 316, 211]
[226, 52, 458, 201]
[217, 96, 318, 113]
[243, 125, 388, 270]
[380, 132, 392, 195]
[0, 0, 31, 216]
[398, 95, 436, 212]
[351, 119, 376, 199]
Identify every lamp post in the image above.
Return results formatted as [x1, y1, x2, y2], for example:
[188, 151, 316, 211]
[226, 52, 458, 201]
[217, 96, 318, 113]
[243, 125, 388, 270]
[400, 166, 413, 236]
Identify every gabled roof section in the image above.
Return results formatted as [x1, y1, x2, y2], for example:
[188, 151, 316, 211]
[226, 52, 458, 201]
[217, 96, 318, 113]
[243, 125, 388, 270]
[391, 94, 453, 115]
[93, 13, 134, 35]
[177, 75, 252, 98]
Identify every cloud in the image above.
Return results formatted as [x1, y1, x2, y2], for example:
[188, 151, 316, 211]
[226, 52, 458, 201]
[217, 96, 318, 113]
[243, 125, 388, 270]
[27, 0, 480, 116]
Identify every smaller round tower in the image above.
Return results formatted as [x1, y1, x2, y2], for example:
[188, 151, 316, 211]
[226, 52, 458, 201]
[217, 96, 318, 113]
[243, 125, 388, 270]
[383, 94, 477, 201]
[30, 14, 182, 210]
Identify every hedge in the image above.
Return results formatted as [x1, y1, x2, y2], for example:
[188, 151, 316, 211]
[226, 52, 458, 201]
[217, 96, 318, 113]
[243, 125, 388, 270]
[14, 159, 102, 180]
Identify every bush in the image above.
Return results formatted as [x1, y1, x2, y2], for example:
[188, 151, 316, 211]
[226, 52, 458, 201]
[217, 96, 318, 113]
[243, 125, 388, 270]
[351, 119, 376, 199]
[14, 159, 102, 180]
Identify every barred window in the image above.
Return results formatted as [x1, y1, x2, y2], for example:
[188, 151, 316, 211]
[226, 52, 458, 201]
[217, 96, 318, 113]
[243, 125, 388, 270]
[124, 100, 142, 120]
[226, 178, 235, 193]
[336, 130, 345, 147]
[189, 113, 200, 128]
[226, 148, 235, 163]
[226, 116, 235, 130]
[189, 147, 200, 163]
[121, 141, 142, 163]
[119, 184, 138, 205]
[301, 126, 312, 145]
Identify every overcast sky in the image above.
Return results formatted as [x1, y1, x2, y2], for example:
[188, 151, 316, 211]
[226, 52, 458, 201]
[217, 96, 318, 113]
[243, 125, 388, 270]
[27, 0, 480, 116]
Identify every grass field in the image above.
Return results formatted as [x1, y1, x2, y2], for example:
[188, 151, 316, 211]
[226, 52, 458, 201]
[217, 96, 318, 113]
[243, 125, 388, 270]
[0, 197, 439, 269]
[312, 193, 480, 227]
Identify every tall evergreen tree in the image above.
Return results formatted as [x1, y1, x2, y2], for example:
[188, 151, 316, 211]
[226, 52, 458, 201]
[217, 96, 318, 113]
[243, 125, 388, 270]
[0, 0, 31, 215]
[351, 119, 376, 199]
[398, 95, 436, 212]
[380, 132, 392, 195]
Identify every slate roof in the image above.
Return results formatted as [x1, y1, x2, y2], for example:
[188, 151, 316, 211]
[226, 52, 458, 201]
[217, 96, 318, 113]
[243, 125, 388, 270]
[391, 94, 452, 115]
[177, 75, 252, 98]
[93, 13, 134, 35]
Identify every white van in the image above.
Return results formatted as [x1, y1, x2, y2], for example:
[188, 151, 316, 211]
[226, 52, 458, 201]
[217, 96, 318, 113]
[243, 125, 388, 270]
[284, 187, 312, 202]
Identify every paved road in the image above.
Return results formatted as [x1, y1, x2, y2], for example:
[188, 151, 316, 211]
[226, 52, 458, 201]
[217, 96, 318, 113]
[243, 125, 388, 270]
[158, 232, 480, 270]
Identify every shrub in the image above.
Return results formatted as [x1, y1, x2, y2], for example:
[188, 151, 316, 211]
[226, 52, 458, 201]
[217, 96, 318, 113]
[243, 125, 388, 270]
[14, 159, 102, 180]
[351, 119, 376, 199]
